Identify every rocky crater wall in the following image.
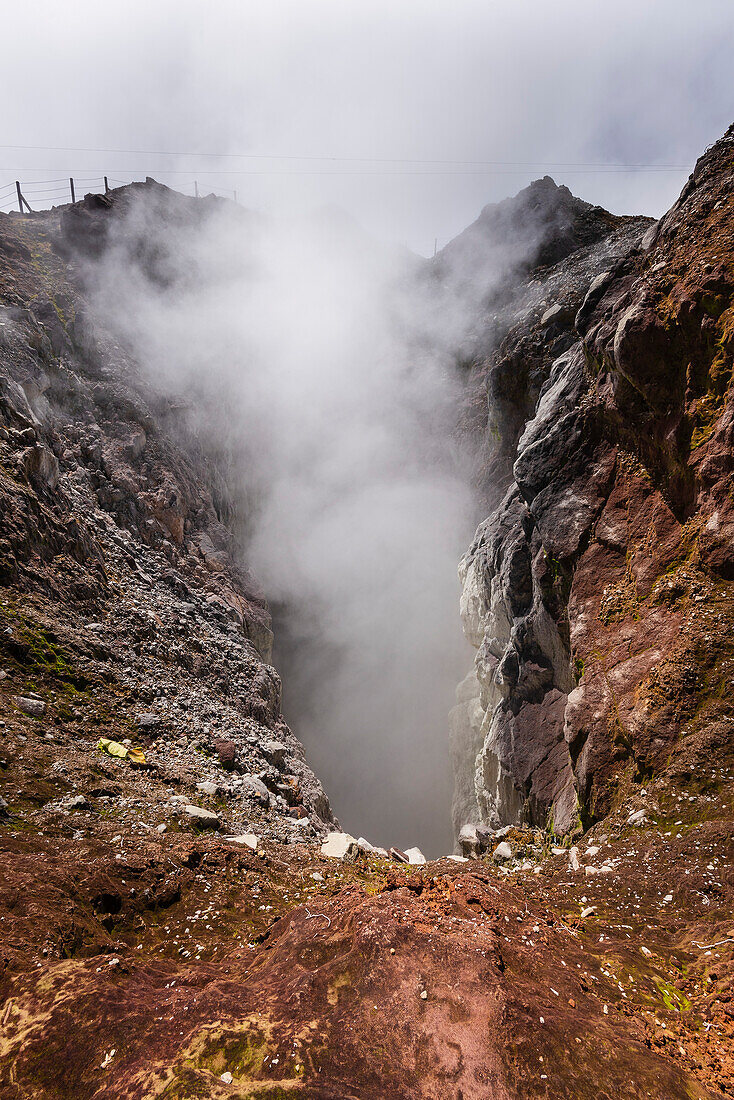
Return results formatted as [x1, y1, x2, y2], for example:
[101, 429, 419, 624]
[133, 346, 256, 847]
[452, 125, 734, 843]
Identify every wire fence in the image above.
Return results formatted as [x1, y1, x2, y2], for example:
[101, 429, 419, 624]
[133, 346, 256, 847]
[0, 175, 241, 213]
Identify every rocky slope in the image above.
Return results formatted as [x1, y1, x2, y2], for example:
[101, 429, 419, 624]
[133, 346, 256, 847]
[0, 139, 732, 1100]
[451, 127, 734, 849]
[0, 188, 332, 847]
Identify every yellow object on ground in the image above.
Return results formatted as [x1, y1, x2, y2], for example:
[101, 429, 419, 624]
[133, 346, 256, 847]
[97, 738, 146, 764]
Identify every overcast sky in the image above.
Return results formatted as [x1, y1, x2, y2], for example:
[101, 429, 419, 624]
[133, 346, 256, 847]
[2, 0, 732, 251]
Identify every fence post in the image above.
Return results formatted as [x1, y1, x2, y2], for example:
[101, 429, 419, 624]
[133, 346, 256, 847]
[234, 190, 238, 203]
[69, 178, 76, 203]
[104, 176, 109, 194]
[15, 182, 31, 214]
[194, 181, 199, 199]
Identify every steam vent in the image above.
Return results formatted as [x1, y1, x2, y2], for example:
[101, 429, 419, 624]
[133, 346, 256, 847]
[1, 125, 734, 1098]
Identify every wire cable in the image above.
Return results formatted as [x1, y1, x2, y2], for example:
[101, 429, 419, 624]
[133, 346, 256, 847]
[0, 164, 694, 178]
[0, 142, 696, 170]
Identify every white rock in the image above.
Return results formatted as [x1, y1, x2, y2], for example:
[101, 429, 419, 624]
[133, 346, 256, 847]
[320, 831, 357, 859]
[551, 846, 566, 856]
[224, 833, 258, 850]
[568, 846, 581, 871]
[585, 845, 600, 858]
[493, 841, 512, 862]
[220, 1070, 233, 1084]
[183, 805, 220, 829]
[196, 781, 218, 796]
[405, 846, 426, 865]
[447, 854, 468, 863]
[627, 809, 647, 826]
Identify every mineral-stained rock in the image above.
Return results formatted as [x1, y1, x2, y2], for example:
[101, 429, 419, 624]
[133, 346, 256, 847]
[452, 123, 734, 846]
[214, 737, 237, 770]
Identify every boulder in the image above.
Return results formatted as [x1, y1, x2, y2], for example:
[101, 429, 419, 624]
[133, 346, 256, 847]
[459, 823, 480, 858]
[224, 833, 258, 850]
[493, 841, 512, 862]
[22, 444, 59, 490]
[13, 696, 46, 717]
[241, 775, 270, 805]
[261, 739, 287, 769]
[196, 781, 218, 797]
[184, 805, 220, 830]
[405, 847, 426, 865]
[215, 738, 237, 770]
[320, 831, 357, 859]
[389, 846, 410, 864]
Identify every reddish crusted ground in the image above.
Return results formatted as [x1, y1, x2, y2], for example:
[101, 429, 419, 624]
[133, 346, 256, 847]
[0, 740, 732, 1099]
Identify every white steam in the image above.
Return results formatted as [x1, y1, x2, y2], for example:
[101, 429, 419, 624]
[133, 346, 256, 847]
[87, 191, 477, 855]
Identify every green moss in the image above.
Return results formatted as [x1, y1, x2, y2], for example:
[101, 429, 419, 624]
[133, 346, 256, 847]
[653, 977, 692, 1013]
[0, 602, 84, 686]
[573, 653, 585, 682]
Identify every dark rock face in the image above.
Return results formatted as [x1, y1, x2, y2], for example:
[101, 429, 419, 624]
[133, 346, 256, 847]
[452, 125, 734, 839]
